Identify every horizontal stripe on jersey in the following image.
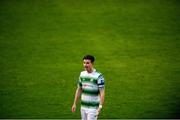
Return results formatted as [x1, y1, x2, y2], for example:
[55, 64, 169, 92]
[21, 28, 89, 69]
[82, 82, 98, 90]
[80, 77, 97, 84]
[81, 94, 99, 102]
[81, 101, 99, 108]
[80, 76, 98, 80]
[82, 89, 99, 95]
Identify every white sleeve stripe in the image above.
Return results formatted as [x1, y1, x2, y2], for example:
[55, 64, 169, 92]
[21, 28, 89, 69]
[98, 85, 104, 88]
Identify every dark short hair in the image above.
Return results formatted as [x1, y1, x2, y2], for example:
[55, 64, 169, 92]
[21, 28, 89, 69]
[83, 55, 95, 63]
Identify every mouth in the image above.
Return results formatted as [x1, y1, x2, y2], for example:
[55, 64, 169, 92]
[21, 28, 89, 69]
[84, 66, 89, 69]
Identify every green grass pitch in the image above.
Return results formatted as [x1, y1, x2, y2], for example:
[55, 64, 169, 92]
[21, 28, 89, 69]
[0, 0, 180, 119]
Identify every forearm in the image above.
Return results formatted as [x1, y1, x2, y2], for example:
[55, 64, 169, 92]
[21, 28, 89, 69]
[99, 88, 105, 106]
[96, 87, 105, 115]
[73, 87, 82, 105]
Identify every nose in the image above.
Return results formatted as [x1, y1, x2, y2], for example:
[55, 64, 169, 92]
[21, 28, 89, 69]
[84, 64, 88, 67]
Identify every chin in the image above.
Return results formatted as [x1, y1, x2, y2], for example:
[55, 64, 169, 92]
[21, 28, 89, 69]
[85, 68, 89, 71]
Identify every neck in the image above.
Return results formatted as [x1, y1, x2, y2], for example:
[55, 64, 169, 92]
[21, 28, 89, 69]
[87, 68, 93, 73]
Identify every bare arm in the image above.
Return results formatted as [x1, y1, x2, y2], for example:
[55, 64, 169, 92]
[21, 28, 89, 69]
[99, 87, 105, 106]
[72, 87, 82, 112]
[96, 87, 105, 116]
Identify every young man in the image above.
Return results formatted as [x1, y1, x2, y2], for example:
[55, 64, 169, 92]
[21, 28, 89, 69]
[72, 55, 105, 120]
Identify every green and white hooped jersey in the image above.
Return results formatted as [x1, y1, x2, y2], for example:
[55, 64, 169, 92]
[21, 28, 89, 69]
[78, 69, 105, 109]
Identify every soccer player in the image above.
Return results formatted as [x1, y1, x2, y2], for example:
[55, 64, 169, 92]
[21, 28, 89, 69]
[72, 55, 105, 120]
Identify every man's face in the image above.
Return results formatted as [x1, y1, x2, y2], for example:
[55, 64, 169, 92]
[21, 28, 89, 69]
[83, 59, 93, 72]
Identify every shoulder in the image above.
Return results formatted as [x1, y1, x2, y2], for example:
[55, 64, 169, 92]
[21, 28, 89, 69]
[94, 70, 103, 78]
[80, 70, 86, 76]
[95, 70, 102, 74]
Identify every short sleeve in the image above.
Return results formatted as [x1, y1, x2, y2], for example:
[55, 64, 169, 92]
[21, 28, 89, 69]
[78, 77, 82, 88]
[97, 75, 105, 88]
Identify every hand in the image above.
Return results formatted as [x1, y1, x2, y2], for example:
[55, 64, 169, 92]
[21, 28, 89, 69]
[71, 104, 76, 112]
[96, 107, 101, 116]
